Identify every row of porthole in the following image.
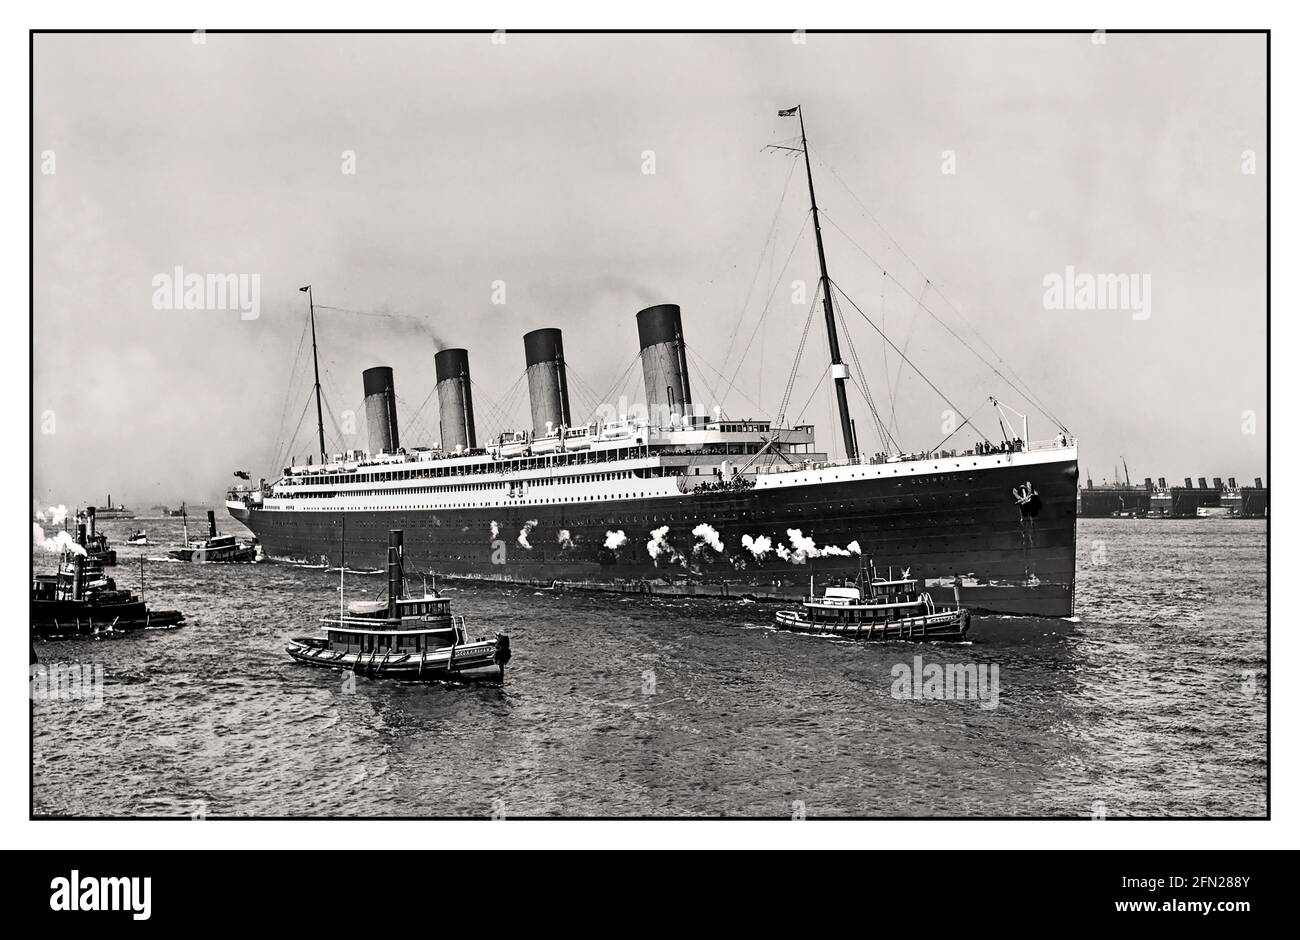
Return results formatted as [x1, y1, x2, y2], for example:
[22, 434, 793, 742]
[282, 493, 669, 512]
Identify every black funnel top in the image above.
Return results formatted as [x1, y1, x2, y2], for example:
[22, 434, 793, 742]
[636, 304, 684, 350]
[362, 365, 395, 397]
[523, 328, 565, 367]
[434, 348, 471, 383]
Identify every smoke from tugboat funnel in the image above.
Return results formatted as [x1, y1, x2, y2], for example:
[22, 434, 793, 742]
[434, 348, 477, 452]
[636, 303, 693, 426]
[523, 328, 571, 437]
[362, 366, 401, 455]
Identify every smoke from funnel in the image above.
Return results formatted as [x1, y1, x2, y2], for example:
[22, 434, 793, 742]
[33, 523, 86, 556]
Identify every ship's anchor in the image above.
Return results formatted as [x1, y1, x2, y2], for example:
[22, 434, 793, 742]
[1012, 481, 1041, 519]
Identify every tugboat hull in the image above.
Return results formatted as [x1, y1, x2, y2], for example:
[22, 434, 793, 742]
[167, 544, 258, 563]
[286, 634, 510, 680]
[774, 607, 971, 641]
[31, 600, 185, 637]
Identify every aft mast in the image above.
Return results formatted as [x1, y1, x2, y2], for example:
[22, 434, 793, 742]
[781, 105, 858, 461]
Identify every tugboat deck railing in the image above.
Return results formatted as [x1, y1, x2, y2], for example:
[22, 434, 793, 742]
[806, 597, 931, 611]
[321, 615, 460, 635]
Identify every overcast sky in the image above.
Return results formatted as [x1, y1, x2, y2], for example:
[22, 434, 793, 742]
[33, 31, 1266, 507]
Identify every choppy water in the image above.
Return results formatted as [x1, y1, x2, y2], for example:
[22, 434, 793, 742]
[31, 517, 1267, 818]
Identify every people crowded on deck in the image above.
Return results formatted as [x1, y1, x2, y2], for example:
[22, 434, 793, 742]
[693, 474, 757, 494]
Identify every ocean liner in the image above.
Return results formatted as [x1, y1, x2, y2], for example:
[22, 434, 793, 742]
[228, 108, 1078, 616]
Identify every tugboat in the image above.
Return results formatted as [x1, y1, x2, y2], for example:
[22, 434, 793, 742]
[168, 509, 259, 563]
[124, 529, 149, 545]
[32, 521, 184, 637]
[79, 507, 117, 566]
[287, 529, 511, 680]
[775, 559, 972, 641]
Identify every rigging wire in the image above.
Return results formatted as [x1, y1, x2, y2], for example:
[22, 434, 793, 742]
[394, 392, 439, 449]
[718, 156, 799, 377]
[684, 348, 724, 419]
[876, 267, 895, 430]
[583, 350, 643, 424]
[403, 383, 440, 444]
[265, 314, 311, 475]
[790, 363, 832, 429]
[887, 280, 927, 441]
[814, 153, 1065, 430]
[274, 388, 317, 473]
[818, 207, 1066, 434]
[565, 368, 606, 423]
[775, 280, 821, 427]
[317, 387, 349, 455]
[471, 373, 527, 443]
[830, 278, 988, 445]
[496, 371, 530, 433]
[930, 411, 977, 452]
[684, 344, 771, 420]
[313, 304, 442, 338]
[717, 211, 812, 412]
[832, 289, 896, 454]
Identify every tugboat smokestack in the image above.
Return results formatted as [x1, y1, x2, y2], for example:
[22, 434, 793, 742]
[207, 510, 217, 538]
[86, 506, 96, 540]
[362, 366, 401, 455]
[636, 303, 693, 427]
[523, 328, 572, 437]
[434, 348, 477, 453]
[386, 529, 403, 620]
[75, 522, 87, 549]
[71, 551, 84, 600]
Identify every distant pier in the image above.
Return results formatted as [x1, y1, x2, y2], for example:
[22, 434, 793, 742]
[1077, 475, 1268, 518]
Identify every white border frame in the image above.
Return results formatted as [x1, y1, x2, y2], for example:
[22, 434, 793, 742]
[7, 0, 1290, 851]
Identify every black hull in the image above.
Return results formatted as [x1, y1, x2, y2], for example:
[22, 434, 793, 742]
[286, 639, 508, 681]
[32, 599, 184, 637]
[167, 548, 257, 563]
[774, 608, 971, 641]
[236, 458, 1077, 616]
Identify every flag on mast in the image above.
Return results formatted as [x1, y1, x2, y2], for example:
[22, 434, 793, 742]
[778, 106, 798, 117]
